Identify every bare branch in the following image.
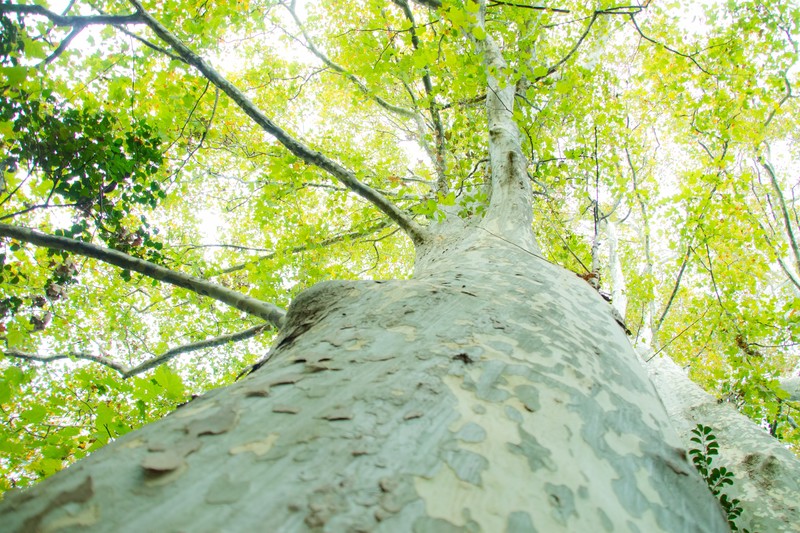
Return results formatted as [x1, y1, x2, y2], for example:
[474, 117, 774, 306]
[0, 223, 286, 328]
[3, 323, 269, 378]
[126, 0, 430, 246]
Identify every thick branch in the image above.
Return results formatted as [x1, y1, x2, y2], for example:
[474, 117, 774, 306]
[3, 323, 269, 378]
[127, 0, 430, 246]
[0, 223, 286, 328]
[0, 4, 143, 26]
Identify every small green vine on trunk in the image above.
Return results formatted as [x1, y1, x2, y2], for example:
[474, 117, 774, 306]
[689, 424, 748, 532]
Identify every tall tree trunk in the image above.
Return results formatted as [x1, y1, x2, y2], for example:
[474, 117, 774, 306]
[0, 220, 727, 531]
[645, 353, 800, 532]
[0, 3, 729, 530]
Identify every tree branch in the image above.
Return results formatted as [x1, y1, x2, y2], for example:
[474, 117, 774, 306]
[0, 4, 143, 27]
[4, 350, 128, 374]
[475, 0, 538, 252]
[534, 12, 599, 81]
[212, 220, 392, 276]
[628, 13, 714, 76]
[408, 0, 442, 7]
[655, 248, 691, 333]
[760, 150, 800, 279]
[3, 323, 269, 378]
[124, 323, 269, 377]
[487, 1, 570, 13]
[126, 0, 430, 246]
[393, 0, 449, 193]
[283, 3, 417, 119]
[0, 223, 286, 328]
[41, 26, 83, 65]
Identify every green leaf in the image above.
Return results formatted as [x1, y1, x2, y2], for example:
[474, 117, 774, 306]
[21, 405, 48, 423]
[153, 365, 186, 400]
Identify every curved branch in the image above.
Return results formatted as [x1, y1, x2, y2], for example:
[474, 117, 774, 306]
[3, 323, 270, 378]
[127, 0, 430, 246]
[760, 152, 800, 278]
[0, 223, 286, 328]
[534, 12, 599, 81]
[124, 323, 269, 377]
[4, 349, 127, 374]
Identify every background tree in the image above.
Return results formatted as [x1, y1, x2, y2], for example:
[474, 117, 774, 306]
[0, 0, 798, 530]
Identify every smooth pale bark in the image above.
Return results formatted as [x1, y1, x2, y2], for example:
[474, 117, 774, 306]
[0, 222, 727, 532]
[644, 353, 800, 532]
[603, 219, 627, 317]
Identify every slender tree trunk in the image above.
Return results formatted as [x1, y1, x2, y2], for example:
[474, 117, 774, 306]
[0, 219, 727, 532]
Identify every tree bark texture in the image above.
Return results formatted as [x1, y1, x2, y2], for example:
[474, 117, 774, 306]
[0, 227, 727, 532]
[645, 353, 800, 532]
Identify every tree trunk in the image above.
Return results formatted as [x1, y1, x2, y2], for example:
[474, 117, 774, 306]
[0, 222, 727, 532]
[644, 352, 800, 532]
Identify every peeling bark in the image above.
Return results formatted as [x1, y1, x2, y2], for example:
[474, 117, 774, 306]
[0, 231, 728, 532]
